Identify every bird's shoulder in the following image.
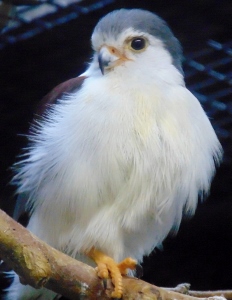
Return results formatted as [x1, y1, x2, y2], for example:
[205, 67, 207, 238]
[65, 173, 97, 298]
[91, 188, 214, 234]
[35, 75, 87, 117]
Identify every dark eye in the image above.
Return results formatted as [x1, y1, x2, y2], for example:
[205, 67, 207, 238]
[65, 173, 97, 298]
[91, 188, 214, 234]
[131, 38, 146, 50]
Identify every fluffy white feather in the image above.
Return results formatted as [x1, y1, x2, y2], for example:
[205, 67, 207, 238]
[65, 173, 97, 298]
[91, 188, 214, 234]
[5, 11, 222, 300]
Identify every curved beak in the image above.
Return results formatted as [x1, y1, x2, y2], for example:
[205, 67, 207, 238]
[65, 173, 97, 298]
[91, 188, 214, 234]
[98, 46, 120, 75]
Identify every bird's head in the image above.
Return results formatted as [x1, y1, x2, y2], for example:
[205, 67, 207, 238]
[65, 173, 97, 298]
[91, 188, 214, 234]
[90, 9, 183, 80]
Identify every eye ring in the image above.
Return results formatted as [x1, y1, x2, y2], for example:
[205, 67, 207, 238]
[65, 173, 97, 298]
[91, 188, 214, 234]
[130, 37, 146, 51]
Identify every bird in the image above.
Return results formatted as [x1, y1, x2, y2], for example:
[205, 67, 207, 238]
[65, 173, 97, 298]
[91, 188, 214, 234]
[5, 8, 222, 300]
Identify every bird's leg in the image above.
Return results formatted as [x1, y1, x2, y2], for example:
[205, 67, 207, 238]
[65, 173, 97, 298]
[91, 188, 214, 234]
[87, 248, 137, 299]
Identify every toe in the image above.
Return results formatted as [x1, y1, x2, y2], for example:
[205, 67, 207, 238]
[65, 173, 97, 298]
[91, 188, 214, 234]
[96, 262, 109, 279]
[111, 289, 123, 299]
[117, 257, 137, 275]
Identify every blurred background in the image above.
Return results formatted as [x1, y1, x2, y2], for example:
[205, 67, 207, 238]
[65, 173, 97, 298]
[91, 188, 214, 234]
[0, 0, 231, 297]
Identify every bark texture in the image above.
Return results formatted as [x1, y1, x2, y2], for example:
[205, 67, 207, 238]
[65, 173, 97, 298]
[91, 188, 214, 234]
[0, 209, 230, 300]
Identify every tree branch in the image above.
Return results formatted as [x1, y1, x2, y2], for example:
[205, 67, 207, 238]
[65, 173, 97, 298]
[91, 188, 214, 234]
[0, 209, 230, 300]
[166, 284, 232, 300]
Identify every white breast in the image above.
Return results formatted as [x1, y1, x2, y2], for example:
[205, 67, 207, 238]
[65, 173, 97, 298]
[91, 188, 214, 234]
[14, 70, 222, 262]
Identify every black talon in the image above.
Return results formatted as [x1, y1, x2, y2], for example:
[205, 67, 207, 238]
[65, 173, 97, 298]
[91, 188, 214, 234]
[135, 263, 143, 278]
[102, 278, 107, 289]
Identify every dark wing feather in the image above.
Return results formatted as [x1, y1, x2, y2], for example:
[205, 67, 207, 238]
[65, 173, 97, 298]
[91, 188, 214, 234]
[14, 75, 87, 224]
[36, 75, 87, 117]
[13, 193, 30, 226]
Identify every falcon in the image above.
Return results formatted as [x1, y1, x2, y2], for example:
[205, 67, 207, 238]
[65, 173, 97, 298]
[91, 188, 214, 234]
[5, 8, 222, 300]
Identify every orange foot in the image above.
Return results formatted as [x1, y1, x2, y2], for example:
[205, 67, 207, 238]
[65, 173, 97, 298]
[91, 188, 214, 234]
[87, 248, 138, 299]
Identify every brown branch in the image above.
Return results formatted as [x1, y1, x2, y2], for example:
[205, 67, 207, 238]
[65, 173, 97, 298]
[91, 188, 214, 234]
[189, 290, 232, 300]
[0, 209, 106, 299]
[166, 284, 232, 300]
[0, 209, 229, 300]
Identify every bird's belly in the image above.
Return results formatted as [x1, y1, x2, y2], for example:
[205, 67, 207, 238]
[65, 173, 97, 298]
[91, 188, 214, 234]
[29, 127, 183, 263]
[25, 90, 202, 262]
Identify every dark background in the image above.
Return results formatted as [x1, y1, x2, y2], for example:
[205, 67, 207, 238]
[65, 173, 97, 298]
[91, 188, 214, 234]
[0, 0, 231, 297]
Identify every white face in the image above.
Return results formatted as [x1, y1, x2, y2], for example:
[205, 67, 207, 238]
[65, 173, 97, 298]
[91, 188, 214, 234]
[91, 27, 178, 78]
